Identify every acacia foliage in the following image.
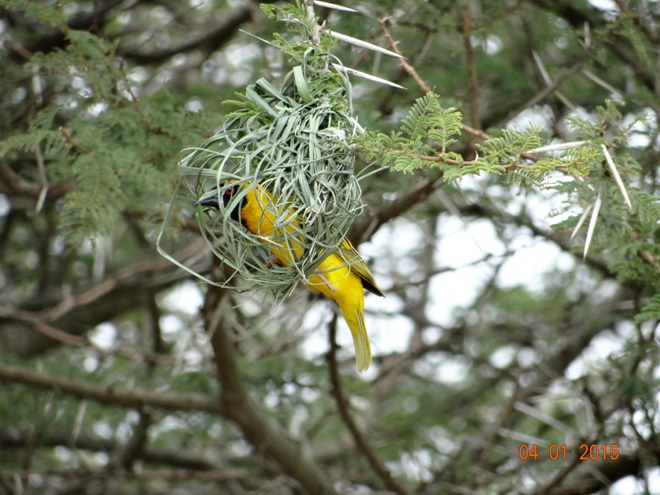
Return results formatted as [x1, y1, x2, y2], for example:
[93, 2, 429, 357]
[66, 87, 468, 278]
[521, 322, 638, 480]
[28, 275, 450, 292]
[0, 1, 658, 495]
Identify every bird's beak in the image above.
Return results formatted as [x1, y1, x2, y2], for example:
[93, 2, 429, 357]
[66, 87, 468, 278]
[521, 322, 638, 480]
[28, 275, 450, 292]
[196, 191, 220, 209]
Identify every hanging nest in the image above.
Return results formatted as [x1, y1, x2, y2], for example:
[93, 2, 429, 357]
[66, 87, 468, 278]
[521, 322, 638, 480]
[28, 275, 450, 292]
[179, 53, 364, 299]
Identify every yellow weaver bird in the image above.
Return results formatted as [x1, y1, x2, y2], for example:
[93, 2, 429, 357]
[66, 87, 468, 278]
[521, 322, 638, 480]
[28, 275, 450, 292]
[198, 182, 384, 372]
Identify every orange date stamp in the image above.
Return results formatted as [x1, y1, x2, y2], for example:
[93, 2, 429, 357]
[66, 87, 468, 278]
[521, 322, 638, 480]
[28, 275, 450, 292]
[519, 443, 620, 461]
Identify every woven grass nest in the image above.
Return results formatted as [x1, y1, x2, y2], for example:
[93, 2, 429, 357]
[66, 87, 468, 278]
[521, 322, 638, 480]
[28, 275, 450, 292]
[183, 56, 364, 299]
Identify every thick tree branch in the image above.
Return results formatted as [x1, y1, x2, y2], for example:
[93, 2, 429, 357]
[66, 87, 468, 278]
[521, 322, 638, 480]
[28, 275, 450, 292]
[350, 173, 445, 245]
[0, 161, 73, 203]
[0, 429, 219, 471]
[326, 316, 413, 495]
[120, 4, 254, 64]
[547, 456, 642, 495]
[3, 0, 125, 61]
[0, 467, 248, 484]
[202, 282, 339, 495]
[0, 364, 220, 414]
[0, 240, 207, 357]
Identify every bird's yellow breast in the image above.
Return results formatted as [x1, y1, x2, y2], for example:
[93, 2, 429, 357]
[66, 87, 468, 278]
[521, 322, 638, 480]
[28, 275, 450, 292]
[241, 187, 303, 263]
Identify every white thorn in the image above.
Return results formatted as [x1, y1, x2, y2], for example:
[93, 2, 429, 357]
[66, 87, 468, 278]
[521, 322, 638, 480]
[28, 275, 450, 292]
[313, 1, 358, 12]
[329, 31, 404, 58]
[571, 203, 593, 240]
[601, 144, 632, 212]
[332, 63, 405, 89]
[584, 192, 602, 260]
[527, 141, 589, 154]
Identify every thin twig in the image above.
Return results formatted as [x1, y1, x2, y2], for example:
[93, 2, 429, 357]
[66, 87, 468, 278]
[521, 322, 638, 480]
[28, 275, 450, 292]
[326, 315, 413, 495]
[118, 62, 165, 135]
[379, 20, 542, 164]
[462, 0, 480, 130]
[44, 239, 205, 321]
[349, 174, 445, 245]
[380, 18, 429, 93]
[495, 58, 589, 128]
[383, 148, 480, 166]
[530, 438, 594, 495]
[0, 308, 174, 365]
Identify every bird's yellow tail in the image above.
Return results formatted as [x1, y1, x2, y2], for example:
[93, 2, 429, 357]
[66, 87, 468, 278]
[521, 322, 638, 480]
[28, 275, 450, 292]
[344, 308, 372, 372]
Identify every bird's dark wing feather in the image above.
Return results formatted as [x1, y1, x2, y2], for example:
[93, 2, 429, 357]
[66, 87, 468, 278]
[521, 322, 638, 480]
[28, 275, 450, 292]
[337, 240, 385, 297]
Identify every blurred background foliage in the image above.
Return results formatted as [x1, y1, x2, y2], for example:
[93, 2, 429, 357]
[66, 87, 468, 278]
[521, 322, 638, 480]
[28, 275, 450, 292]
[0, 1, 659, 494]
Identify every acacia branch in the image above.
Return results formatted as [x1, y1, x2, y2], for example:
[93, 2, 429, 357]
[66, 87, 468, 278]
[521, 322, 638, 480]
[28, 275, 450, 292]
[462, 0, 480, 130]
[326, 316, 413, 495]
[0, 429, 219, 471]
[378, 25, 539, 161]
[0, 161, 73, 202]
[202, 282, 339, 495]
[494, 58, 589, 128]
[0, 364, 220, 414]
[3, 0, 125, 61]
[1, 468, 248, 484]
[530, 0, 655, 92]
[349, 173, 445, 245]
[380, 18, 430, 93]
[0, 240, 207, 357]
[121, 4, 254, 63]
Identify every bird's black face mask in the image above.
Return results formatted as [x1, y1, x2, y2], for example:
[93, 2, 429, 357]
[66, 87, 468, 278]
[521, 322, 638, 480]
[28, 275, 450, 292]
[196, 184, 243, 223]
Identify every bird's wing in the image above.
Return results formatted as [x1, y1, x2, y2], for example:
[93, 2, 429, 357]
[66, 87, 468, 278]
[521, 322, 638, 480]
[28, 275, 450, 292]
[337, 240, 385, 297]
